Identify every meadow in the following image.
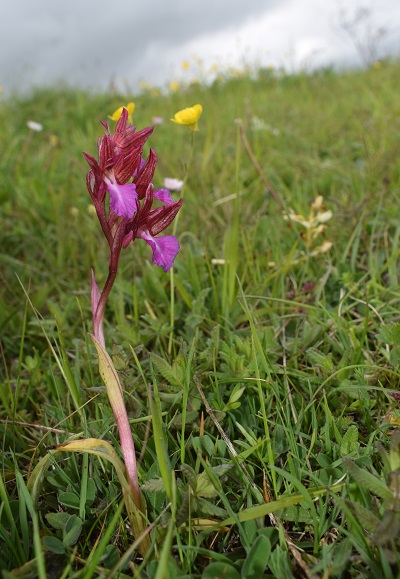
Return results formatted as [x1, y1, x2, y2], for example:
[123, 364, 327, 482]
[1, 59, 400, 578]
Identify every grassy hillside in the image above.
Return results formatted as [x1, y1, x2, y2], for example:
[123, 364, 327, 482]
[1, 59, 400, 577]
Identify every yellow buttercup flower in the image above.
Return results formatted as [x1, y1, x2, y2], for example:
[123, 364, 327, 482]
[169, 80, 180, 92]
[139, 81, 153, 91]
[108, 102, 135, 124]
[49, 134, 59, 147]
[171, 104, 202, 131]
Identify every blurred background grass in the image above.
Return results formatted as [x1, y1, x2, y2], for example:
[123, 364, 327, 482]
[1, 61, 399, 359]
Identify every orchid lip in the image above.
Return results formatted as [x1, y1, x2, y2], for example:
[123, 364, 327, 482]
[104, 175, 138, 219]
[138, 228, 180, 272]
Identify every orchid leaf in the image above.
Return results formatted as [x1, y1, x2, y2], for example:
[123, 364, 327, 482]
[57, 438, 150, 556]
[27, 450, 59, 509]
[90, 335, 124, 412]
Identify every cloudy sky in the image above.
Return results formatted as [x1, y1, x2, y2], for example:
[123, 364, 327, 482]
[1, 0, 399, 94]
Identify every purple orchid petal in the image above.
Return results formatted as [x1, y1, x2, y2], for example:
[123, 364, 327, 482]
[153, 187, 175, 206]
[138, 229, 180, 272]
[104, 176, 138, 219]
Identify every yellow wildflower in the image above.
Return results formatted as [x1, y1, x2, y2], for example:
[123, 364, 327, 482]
[139, 81, 153, 91]
[108, 102, 135, 124]
[181, 60, 190, 71]
[69, 207, 79, 218]
[49, 134, 59, 147]
[171, 104, 202, 131]
[169, 81, 180, 92]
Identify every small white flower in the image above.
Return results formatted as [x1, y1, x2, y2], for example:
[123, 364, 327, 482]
[250, 116, 280, 135]
[317, 210, 333, 224]
[27, 120, 43, 132]
[310, 240, 333, 256]
[163, 177, 184, 191]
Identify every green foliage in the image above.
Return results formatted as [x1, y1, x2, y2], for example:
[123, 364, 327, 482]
[2, 60, 400, 575]
[342, 432, 400, 564]
[43, 513, 83, 553]
[241, 534, 272, 578]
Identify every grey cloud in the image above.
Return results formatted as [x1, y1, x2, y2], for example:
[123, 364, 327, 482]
[1, 0, 282, 91]
[2, 0, 399, 93]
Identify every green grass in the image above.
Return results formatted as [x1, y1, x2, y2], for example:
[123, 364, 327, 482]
[1, 59, 400, 577]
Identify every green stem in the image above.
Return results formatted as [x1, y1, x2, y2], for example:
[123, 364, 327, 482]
[169, 131, 195, 354]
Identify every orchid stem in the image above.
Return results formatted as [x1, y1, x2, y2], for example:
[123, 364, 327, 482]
[92, 264, 142, 508]
[91, 219, 142, 507]
[93, 269, 117, 348]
